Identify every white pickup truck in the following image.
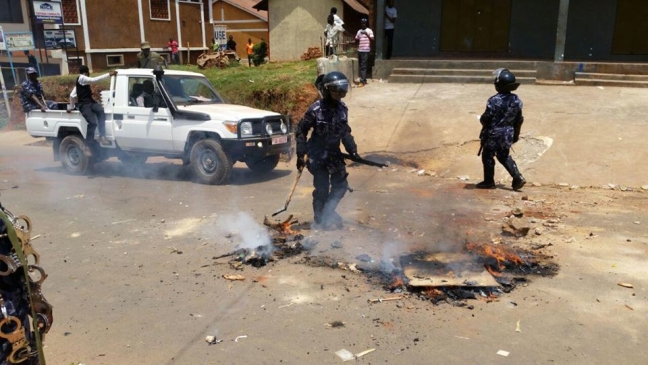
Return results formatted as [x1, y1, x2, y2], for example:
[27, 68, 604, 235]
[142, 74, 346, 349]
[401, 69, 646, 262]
[25, 68, 292, 185]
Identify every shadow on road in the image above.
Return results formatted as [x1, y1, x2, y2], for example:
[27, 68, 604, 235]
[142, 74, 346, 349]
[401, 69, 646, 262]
[35, 161, 292, 186]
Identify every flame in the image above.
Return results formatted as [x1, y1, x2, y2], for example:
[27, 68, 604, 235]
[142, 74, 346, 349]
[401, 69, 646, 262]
[263, 215, 299, 235]
[466, 242, 525, 272]
[388, 274, 405, 291]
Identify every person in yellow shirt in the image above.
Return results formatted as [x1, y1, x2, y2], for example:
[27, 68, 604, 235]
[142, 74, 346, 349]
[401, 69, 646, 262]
[246, 38, 254, 67]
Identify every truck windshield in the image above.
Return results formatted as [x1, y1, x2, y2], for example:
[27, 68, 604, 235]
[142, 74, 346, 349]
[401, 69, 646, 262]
[162, 75, 223, 105]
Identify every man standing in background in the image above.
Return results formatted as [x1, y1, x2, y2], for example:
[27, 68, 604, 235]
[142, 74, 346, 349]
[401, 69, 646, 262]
[168, 38, 179, 65]
[355, 18, 374, 87]
[137, 42, 167, 68]
[227, 35, 237, 52]
[384, 0, 397, 60]
[246, 39, 254, 67]
[24, 50, 38, 70]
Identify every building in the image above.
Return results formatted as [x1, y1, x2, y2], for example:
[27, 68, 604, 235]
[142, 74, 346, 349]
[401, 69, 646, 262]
[253, 0, 369, 61]
[366, 0, 648, 63]
[0, 0, 269, 80]
[210, 0, 268, 60]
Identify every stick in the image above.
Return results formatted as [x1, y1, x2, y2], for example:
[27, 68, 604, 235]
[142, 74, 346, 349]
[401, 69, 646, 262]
[271, 169, 303, 217]
[367, 296, 403, 304]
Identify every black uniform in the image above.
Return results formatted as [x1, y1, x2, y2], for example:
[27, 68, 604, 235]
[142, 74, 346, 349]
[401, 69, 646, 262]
[296, 99, 357, 228]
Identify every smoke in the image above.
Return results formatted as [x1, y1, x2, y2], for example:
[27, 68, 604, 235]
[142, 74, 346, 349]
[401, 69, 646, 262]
[218, 212, 271, 250]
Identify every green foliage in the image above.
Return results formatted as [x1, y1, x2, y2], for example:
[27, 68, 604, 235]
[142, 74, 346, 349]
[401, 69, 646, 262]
[251, 40, 268, 67]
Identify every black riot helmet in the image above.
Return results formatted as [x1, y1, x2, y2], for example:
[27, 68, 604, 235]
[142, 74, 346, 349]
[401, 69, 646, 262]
[320, 71, 349, 101]
[493, 68, 520, 92]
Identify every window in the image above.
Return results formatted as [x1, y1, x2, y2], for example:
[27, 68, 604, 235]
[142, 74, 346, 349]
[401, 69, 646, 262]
[62, 0, 80, 25]
[128, 77, 165, 108]
[67, 57, 85, 74]
[0, 0, 24, 23]
[150, 0, 170, 20]
[106, 55, 124, 67]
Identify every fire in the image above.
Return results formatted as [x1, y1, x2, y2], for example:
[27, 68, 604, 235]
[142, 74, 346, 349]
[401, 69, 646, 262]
[388, 274, 404, 291]
[263, 215, 299, 235]
[466, 242, 525, 272]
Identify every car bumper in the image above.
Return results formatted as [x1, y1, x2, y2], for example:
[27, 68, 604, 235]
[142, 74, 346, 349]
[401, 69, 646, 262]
[222, 134, 292, 160]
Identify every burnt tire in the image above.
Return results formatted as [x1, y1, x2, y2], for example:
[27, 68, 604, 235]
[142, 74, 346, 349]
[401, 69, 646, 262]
[189, 139, 232, 185]
[59, 134, 91, 175]
[245, 155, 280, 173]
[118, 153, 148, 165]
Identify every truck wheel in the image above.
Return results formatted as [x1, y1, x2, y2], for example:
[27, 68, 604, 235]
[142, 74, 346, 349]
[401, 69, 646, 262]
[118, 153, 148, 165]
[190, 139, 231, 185]
[245, 155, 280, 173]
[59, 135, 91, 175]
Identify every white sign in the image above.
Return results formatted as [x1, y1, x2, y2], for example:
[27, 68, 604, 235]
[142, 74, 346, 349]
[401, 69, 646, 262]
[33, 1, 63, 24]
[213, 25, 227, 48]
[5, 32, 35, 51]
[0, 26, 5, 51]
[44, 29, 77, 49]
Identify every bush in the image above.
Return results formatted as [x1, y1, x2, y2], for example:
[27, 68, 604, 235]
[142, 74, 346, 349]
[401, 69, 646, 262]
[252, 41, 268, 67]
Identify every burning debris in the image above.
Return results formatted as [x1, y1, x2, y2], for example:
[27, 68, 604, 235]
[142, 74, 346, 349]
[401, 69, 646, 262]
[384, 242, 558, 306]
[214, 215, 306, 268]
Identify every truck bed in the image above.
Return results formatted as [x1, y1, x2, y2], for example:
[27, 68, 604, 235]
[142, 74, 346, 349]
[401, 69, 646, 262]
[26, 109, 89, 139]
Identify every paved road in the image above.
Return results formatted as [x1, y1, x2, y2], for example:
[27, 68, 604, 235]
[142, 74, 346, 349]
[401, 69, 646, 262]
[1, 81, 647, 364]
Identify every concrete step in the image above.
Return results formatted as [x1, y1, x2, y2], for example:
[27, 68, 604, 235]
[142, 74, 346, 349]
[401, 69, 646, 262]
[392, 68, 536, 77]
[574, 78, 648, 88]
[380, 59, 540, 70]
[575, 72, 648, 82]
[389, 75, 536, 84]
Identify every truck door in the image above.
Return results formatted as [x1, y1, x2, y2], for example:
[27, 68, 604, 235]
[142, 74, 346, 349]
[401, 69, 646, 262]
[112, 76, 174, 152]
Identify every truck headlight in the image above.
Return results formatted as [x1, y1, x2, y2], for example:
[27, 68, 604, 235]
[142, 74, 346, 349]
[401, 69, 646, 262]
[280, 122, 288, 134]
[240, 121, 253, 136]
[265, 123, 273, 136]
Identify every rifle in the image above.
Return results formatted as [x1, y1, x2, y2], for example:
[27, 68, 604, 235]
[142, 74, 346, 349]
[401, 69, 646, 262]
[341, 153, 388, 168]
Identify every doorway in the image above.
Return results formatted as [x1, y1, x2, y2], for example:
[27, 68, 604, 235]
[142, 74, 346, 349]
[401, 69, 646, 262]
[440, 0, 512, 53]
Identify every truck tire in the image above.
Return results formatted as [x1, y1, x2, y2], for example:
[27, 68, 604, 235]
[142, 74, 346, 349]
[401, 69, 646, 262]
[59, 135, 91, 175]
[190, 139, 231, 185]
[245, 155, 280, 173]
[118, 153, 148, 165]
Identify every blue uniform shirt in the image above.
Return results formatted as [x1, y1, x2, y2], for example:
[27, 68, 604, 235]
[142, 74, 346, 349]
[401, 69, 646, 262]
[480, 92, 523, 150]
[19, 79, 46, 112]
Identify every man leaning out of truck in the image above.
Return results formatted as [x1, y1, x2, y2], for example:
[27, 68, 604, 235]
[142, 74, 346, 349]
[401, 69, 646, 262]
[67, 65, 117, 145]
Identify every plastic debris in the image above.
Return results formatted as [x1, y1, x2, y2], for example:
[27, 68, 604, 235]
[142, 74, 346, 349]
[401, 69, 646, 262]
[617, 283, 633, 288]
[497, 350, 510, 357]
[234, 335, 248, 342]
[335, 349, 355, 362]
[355, 348, 376, 358]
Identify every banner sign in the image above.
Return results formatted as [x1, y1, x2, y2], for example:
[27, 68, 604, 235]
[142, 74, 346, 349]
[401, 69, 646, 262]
[213, 25, 227, 48]
[4, 32, 35, 51]
[44, 29, 77, 49]
[33, 1, 63, 24]
[0, 26, 5, 51]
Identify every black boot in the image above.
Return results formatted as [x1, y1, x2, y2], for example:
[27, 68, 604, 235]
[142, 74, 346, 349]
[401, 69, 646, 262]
[476, 164, 496, 189]
[502, 158, 526, 191]
[512, 175, 526, 191]
[312, 200, 325, 225]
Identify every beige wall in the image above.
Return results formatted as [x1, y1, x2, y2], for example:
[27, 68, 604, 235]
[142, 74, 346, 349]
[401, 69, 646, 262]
[0, 0, 30, 33]
[269, 0, 343, 61]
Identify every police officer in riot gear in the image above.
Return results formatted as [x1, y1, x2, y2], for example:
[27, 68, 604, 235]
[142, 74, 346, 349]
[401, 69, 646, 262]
[477, 68, 526, 191]
[296, 71, 359, 229]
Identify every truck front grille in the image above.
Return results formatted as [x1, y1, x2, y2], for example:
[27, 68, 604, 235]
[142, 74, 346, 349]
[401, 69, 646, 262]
[241, 117, 286, 138]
